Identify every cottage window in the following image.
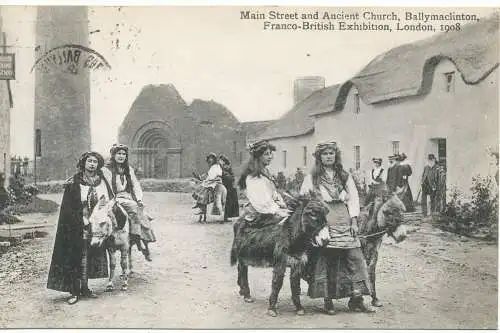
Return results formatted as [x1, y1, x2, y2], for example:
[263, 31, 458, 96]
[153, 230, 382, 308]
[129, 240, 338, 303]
[391, 141, 400, 155]
[354, 92, 360, 114]
[444, 72, 455, 93]
[233, 141, 237, 159]
[283, 150, 287, 169]
[239, 151, 243, 164]
[354, 145, 361, 170]
[303, 146, 307, 166]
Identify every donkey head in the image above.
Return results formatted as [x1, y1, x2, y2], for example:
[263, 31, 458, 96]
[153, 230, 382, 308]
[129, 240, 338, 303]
[376, 194, 407, 243]
[292, 190, 329, 240]
[89, 196, 116, 247]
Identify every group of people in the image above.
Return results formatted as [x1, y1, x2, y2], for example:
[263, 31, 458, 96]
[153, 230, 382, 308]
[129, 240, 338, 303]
[366, 153, 414, 212]
[236, 139, 376, 314]
[192, 153, 240, 221]
[47, 144, 154, 305]
[366, 152, 446, 216]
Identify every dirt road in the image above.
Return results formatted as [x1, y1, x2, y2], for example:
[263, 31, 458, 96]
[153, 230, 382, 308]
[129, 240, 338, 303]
[0, 192, 496, 329]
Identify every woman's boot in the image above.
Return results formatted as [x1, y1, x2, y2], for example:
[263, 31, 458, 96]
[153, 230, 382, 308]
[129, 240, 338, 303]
[348, 290, 375, 313]
[324, 298, 336, 315]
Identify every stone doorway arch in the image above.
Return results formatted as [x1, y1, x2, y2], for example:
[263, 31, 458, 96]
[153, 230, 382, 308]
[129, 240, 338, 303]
[131, 121, 182, 179]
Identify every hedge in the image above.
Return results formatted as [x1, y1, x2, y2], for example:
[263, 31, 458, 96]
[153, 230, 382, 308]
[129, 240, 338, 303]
[35, 178, 198, 194]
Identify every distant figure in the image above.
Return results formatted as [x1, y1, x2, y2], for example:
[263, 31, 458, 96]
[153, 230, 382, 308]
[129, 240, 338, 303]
[219, 154, 239, 221]
[435, 162, 447, 214]
[386, 154, 400, 193]
[276, 171, 287, 190]
[420, 154, 440, 216]
[396, 153, 414, 212]
[294, 167, 305, 191]
[192, 152, 227, 221]
[364, 157, 386, 206]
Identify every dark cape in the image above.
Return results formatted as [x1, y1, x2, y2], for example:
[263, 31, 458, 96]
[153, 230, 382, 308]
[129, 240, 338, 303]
[397, 163, 415, 212]
[221, 168, 239, 218]
[47, 172, 111, 294]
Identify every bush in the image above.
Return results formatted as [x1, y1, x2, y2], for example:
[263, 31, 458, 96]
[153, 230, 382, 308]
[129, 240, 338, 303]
[36, 178, 198, 194]
[437, 176, 498, 241]
[7, 176, 39, 206]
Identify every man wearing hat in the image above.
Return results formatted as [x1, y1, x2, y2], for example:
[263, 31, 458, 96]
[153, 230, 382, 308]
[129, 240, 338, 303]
[385, 154, 400, 194]
[420, 154, 440, 216]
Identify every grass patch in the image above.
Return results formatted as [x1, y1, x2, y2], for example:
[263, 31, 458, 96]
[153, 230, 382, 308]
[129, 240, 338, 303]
[36, 178, 198, 194]
[4, 196, 59, 215]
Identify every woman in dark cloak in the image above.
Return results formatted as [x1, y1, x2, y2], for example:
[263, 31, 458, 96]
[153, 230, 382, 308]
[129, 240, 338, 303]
[219, 154, 239, 221]
[396, 153, 415, 212]
[47, 152, 112, 305]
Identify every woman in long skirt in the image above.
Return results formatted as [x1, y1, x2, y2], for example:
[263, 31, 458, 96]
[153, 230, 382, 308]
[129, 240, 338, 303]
[102, 144, 154, 261]
[219, 154, 239, 221]
[300, 141, 375, 315]
[47, 152, 111, 305]
[396, 153, 415, 212]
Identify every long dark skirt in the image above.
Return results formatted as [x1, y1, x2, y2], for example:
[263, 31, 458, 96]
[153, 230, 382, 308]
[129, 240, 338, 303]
[224, 186, 239, 218]
[399, 183, 415, 212]
[306, 247, 371, 299]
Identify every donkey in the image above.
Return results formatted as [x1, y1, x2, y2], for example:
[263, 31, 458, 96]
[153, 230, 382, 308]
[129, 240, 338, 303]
[89, 196, 132, 291]
[230, 193, 329, 317]
[192, 172, 227, 223]
[357, 193, 407, 308]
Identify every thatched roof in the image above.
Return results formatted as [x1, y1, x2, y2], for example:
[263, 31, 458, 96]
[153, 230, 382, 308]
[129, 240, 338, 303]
[257, 85, 341, 141]
[349, 13, 499, 105]
[240, 120, 275, 141]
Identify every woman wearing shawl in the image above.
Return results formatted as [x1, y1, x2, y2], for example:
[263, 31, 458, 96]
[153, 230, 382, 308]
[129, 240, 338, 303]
[300, 142, 374, 315]
[395, 153, 415, 212]
[47, 152, 111, 305]
[219, 154, 239, 221]
[102, 144, 154, 262]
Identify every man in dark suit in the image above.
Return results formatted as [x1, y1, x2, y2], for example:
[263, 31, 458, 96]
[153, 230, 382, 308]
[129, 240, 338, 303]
[386, 154, 400, 193]
[421, 154, 440, 216]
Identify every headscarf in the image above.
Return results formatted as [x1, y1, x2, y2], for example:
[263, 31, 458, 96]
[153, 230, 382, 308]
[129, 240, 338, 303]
[76, 151, 105, 215]
[248, 140, 276, 158]
[313, 141, 338, 159]
[218, 154, 230, 166]
[110, 143, 129, 157]
[206, 152, 217, 163]
[311, 141, 347, 199]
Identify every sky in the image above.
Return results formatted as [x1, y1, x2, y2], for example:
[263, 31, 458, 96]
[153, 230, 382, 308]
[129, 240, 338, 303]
[2, 6, 497, 157]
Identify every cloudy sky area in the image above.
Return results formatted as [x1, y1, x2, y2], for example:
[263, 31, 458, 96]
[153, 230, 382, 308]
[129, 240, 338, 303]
[2, 6, 497, 156]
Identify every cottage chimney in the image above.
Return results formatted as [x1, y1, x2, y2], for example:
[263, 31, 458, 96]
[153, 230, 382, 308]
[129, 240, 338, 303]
[293, 76, 325, 105]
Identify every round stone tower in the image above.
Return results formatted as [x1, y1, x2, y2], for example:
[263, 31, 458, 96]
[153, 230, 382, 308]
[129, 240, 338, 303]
[34, 6, 91, 181]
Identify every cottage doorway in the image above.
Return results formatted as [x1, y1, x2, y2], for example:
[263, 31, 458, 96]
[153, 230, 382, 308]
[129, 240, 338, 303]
[430, 138, 447, 169]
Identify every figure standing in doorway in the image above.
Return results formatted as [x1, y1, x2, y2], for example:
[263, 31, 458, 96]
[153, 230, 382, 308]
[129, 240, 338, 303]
[420, 154, 440, 217]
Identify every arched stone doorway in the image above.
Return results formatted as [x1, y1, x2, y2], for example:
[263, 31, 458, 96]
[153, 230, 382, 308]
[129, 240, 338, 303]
[131, 121, 182, 179]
